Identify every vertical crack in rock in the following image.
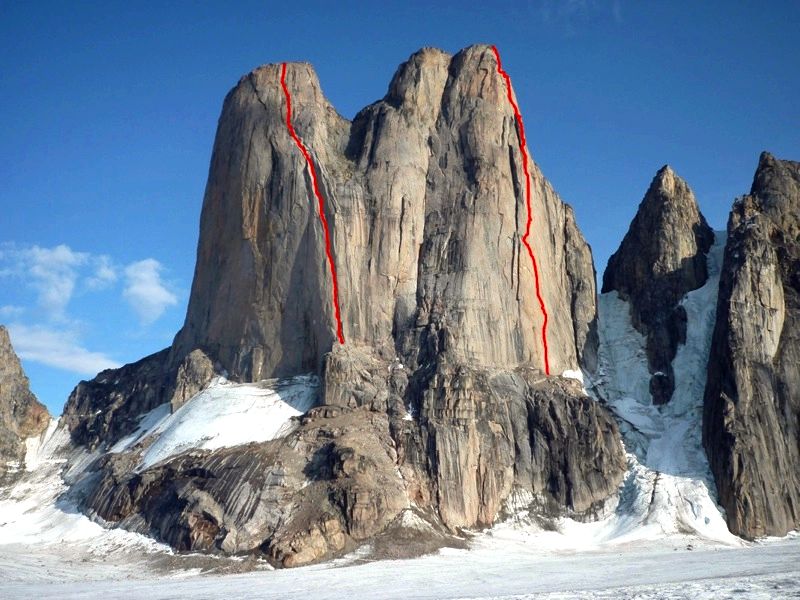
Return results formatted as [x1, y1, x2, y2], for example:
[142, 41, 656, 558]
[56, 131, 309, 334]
[491, 44, 551, 375]
[280, 62, 346, 345]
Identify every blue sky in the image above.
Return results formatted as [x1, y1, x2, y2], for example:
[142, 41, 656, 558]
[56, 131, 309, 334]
[1, 1, 798, 414]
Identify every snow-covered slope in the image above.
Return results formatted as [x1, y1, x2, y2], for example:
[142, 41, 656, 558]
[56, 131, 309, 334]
[111, 375, 319, 470]
[0, 419, 166, 551]
[3, 415, 798, 597]
[586, 230, 736, 543]
[0, 375, 319, 550]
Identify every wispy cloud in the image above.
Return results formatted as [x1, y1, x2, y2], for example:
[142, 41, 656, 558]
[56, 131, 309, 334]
[1, 243, 180, 377]
[86, 255, 118, 290]
[7, 323, 120, 376]
[0, 243, 89, 319]
[123, 259, 178, 325]
[0, 243, 177, 326]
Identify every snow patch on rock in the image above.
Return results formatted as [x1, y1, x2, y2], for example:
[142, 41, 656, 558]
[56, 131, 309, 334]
[112, 375, 320, 471]
[561, 369, 584, 384]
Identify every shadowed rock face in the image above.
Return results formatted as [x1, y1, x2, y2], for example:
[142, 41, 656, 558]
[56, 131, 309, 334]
[704, 152, 800, 538]
[62, 44, 625, 565]
[0, 325, 49, 481]
[602, 166, 714, 404]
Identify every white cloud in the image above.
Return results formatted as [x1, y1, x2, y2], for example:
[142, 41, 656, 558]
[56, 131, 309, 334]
[86, 255, 118, 290]
[1, 243, 179, 326]
[123, 259, 178, 325]
[6, 323, 120, 376]
[0, 244, 126, 317]
[0, 244, 180, 385]
[0, 243, 89, 319]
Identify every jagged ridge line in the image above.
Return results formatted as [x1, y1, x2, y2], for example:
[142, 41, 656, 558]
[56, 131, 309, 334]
[491, 45, 551, 375]
[279, 63, 346, 344]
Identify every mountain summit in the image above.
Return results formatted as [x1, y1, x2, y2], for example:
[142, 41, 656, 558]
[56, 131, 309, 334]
[602, 165, 714, 404]
[0, 325, 49, 482]
[170, 44, 598, 382]
[9, 47, 795, 566]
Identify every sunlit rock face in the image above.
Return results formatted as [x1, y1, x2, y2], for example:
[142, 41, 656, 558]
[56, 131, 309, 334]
[704, 152, 800, 539]
[171, 45, 598, 381]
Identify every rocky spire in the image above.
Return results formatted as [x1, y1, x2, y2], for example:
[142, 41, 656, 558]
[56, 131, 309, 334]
[0, 325, 49, 481]
[602, 165, 714, 404]
[704, 151, 800, 538]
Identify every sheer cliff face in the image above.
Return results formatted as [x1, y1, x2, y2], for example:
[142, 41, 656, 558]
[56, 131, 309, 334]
[0, 325, 49, 480]
[602, 167, 714, 404]
[704, 152, 800, 538]
[166, 44, 621, 536]
[171, 45, 597, 380]
[63, 45, 625, 565]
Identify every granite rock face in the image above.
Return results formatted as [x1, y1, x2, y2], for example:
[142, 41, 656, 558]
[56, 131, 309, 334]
[703, 152, 800, 538]
[64, 349, 171, 452]
[0, 325, 49, 481]
[168, 45, 599, 380]
[63, 44, 626, 564]
[602, 166, 714, 404]
[63, 348, 221, 451]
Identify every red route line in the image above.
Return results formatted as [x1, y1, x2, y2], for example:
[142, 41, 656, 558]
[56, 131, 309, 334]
[490, 45, 551, 375]
[280, 63, 345, 345]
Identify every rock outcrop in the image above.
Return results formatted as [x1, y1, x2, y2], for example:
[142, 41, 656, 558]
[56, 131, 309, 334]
[703, 152, 800, 538]
[0, 325, 49, 481]
[62, 44, 626, 564]
[81, 372, 622, 566]
[83, 405, 408, 566]
[602, 166, 714, 404]
[64, 348, 221, 451]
